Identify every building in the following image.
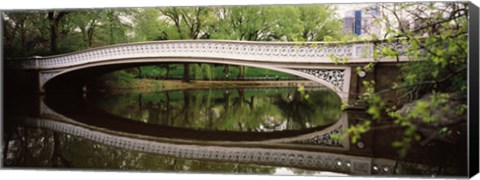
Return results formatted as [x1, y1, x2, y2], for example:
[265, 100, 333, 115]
[342, 5, 382, 38]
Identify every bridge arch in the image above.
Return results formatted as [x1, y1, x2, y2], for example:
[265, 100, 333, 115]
[9, 40, 414, 105]
[42, 57, 350, 103]
[39, 93, 348, 147]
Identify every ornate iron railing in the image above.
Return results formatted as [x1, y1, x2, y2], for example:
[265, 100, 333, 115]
[7, 40, 410, 70]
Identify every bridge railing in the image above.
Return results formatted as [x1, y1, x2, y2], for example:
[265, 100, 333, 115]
[7, 40, 412, 70]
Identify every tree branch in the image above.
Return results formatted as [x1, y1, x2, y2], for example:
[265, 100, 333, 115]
[372, 66, 467, 96]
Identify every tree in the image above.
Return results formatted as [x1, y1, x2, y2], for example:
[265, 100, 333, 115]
[297, 5, 343, 41]
[67, 11, 103, 48]
[132, 8, 164, 41]
[47, 11, 70, 53]
[3, 11, 51, 57]
[210, 6, 273, 41]
[160, 7, 214, 82]
[101, 9, 133, 45]
[208, 5, 342, 79]
[3, 13, 30, 55]
[345, 2, 468, 158]
[3, 9, 132, 56]
[210, 5, 341, 41]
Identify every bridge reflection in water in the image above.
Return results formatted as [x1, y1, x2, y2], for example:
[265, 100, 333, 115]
[3, 87, 466, 176]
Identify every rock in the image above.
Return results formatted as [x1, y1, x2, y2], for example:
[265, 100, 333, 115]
[395, 93, 466, 146]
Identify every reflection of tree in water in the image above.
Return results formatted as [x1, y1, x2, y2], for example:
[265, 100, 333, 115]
[87, 87, 342, 132]
[51, 132, 71, 167]
[3, 126, 276, 173]
[181, 90, 192, 127]
[276, 90, 314, 130]
[3, 127, 60, 167]
[274, 89, 342, 130]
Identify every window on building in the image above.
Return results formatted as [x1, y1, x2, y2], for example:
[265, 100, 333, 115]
[354, 10, 362, 35]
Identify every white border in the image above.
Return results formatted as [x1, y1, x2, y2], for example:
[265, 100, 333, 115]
[1, 1, 470, 180]
[1, 0, 456, 10]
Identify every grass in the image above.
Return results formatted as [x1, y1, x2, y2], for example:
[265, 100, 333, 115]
[90, 64, 306, 91]
[138, 64, 295, 79]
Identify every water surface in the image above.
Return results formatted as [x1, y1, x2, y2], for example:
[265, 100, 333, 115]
[2, 86, 468, 176]
[85, 87, 342, 132]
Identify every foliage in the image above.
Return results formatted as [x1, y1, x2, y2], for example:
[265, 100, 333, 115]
[208, 5, 341, 41]
[131, 8, 164, 41]
[3, 126, 277, 173]
[3, 5, 343, 83]
[93, 70, 137, 88]
[3, 9, 133, 57]
[87, 87, 341, 131]
[341, 2, 468, 158]
[99, 63, 296, 86]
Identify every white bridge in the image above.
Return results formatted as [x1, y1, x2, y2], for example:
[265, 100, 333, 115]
[9, 96, 440, 175]
[7, 40, 410, 104]
[10, 96, 396, 175]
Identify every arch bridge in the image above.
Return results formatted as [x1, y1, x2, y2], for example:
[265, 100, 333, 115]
[7, 40, 410, 104]
[7, 95, 434, 175]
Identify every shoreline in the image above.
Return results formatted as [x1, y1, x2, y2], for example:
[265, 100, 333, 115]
[90, 79, 323, 93]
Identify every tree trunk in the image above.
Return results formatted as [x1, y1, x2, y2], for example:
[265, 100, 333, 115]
[165, 65, 170, 79]
[48, 12, 58, 53]
[238, 66, 245, 80]
[183, 63, 190, 82]
[86, 21, 96, 47]
[109, 12, 115, 45]
[182, 90, 191, 124]
[51, 132, 71, 167]
[223, 65, 230, 79]
[137, 67, 142, 78]
[165, 92, 171, 125]
[138, 94, 143, 110]
[20, 20, 27, 55]
[47, 11, 68, 54]
[249, 96, 255, 110]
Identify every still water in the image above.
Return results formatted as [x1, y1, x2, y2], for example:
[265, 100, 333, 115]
[3, 86, 345, 174]
[85, 87, 342, 132]
[3, 125, 340, 175]
[2, 86, 468, 176]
